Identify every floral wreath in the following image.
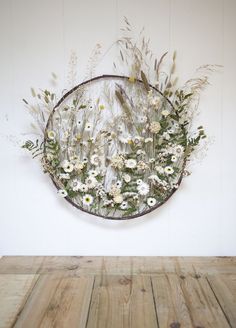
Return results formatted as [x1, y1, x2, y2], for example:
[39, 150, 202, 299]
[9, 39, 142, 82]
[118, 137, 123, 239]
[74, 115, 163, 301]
[22, 19, 215, 220]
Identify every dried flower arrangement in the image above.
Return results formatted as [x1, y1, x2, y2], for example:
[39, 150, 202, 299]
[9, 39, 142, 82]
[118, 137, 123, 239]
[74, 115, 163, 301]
[22, 19, 216, 220]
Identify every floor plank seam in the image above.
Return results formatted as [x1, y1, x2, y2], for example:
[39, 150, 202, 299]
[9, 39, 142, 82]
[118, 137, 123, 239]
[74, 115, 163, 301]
[176, 274, 195, 327]
[150, 276, 160, 328]
[85, 275, 96, 328]
[205, 276, 233, 328]
[11, 274, 41, 327]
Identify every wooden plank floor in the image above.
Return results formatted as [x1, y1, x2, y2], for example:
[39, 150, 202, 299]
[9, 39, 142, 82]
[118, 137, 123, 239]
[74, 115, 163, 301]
[0, 257, 235, 328]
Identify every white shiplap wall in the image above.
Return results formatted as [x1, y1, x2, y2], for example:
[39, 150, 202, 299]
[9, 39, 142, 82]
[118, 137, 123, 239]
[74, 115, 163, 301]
[0, 0, 235, 255]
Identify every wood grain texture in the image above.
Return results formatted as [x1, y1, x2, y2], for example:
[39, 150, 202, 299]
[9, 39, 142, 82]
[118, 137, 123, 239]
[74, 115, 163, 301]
[207, 274, 236, 327]
[14, 275, 94, 328]
[180, 275, 231, 328]
[0, 257, 235, 327]
[151, 274, 193, 327]
[0, 274, 38, 328]
[86, 275, 158, 328]
[0, 256, 235, 275]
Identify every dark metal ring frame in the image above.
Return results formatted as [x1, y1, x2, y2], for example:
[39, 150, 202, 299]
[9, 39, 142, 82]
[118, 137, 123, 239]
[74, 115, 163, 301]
[44, 74, 186, 220]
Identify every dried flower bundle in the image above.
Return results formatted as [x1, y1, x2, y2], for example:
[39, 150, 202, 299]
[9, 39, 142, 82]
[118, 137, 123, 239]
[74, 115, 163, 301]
[22, 20, 215, 220]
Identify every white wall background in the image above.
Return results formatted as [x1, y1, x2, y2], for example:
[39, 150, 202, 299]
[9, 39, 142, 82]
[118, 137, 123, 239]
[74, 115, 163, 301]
[0, 0, 235, 256]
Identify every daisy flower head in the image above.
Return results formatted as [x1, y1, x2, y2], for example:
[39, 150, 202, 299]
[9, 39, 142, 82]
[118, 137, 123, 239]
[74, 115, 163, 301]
[90, 154, 100, 166]
[137, 182, 150, 195]
[88, 169, 99, 177]
[136, 179, 143, 185]
[171, 155, 177, 163]
[85, 176, 98, 189]
[62, 160, 74, 173]
[116, 180, 122, 188]
[70, 179, 82, 191]
[125, 159, 137, 169]
[58, 189, 68, 197]
[138, 115, 147, 123]
[164, 166, 174, 175]
[147, 197, 157, 207]
[120, 201, 128, 210]
[82, 194, 94, 206]
[47, 130, 56, 140]
[79, 184, 88, 193]
[175, 145, 184, 156]
[85, 122, 93, 132]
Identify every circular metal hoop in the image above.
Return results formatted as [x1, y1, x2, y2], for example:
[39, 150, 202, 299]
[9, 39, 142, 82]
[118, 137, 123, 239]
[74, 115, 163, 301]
[45, 74, 186, 220]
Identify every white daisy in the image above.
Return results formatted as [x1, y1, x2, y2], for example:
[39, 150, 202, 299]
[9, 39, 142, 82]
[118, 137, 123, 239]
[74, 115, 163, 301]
[174, 145, 184, 156]
[139, 116, 147, 123]
[123, 174, 131, 183]
[137, 182, 150, 195]
[82, 194, 94, 206]
[164, 166, 174, 175]
[147, 197, 157, 207]
[85, 176, 98, 189]
[70, 179, 82, 191]
[171, 155, 177, 162]
[120, 201, 128, 210]
[82, 157, 88, 163]
[58, 189, 68, 197]
[116, 180, 122, 188]
[79, 184, 88, 192]
[62, 160, 74, 173]
[136, 179, 143, 185]
[90, 154, 100, 166]
[125, 159, 137, 169]
[88, 169, 99, 177]
[85, 122, 93, 132]
[47, 130, 56, 140]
